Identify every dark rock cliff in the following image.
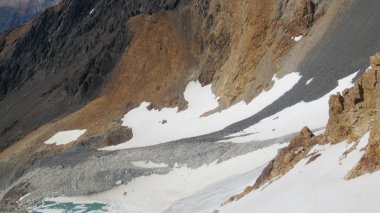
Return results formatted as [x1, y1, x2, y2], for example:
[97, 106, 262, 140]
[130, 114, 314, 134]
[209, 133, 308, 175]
[0, 0, 188, 151]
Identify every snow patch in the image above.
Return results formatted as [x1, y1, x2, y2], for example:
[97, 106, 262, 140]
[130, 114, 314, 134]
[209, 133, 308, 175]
[18, 193, 31, 202]
[44, 130, 86, 145]
[305, 78, 313, 85]
[292, 35, 303, 41]
[365, 65, 372, 72]
[102, 73, 301, 150]
[165, 165, 267, 213]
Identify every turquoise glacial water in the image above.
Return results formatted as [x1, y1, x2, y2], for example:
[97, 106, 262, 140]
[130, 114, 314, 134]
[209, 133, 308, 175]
[32, 201, 108, 212]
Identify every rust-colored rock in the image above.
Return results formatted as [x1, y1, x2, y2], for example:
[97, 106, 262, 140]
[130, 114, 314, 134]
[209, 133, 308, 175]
[280, 0, 315, 37]
[370, 52, 380, 66]
[347, 56, 380, 178]
[225, 127, 318, 203]
[253, 127, 317, 189]
[326, 66, 377, 143]
[102, 126, 133, 147]
[348, 131, 380, 179]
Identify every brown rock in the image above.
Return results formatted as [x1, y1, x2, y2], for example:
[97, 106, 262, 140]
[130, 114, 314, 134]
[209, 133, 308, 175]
[299, 126, 315, 139]
[370, 52, 380, 66]
[326, 65, 378, 143]
[348, 131, 380, 179]
[225, 126, 318, 203]
[102, 126, 133, 147]
[252, 126, 316, 189]
[329, 93, 344, 114]
[348, 57, 380, 178]
[281, 0, 315, 36]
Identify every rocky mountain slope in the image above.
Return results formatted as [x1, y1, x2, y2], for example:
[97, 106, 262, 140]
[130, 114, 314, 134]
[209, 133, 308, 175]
[218, 53, 380, 212]
[1, 0, 380, 212]
[0, 0, 343, 152]
[0, 0, 59, 32]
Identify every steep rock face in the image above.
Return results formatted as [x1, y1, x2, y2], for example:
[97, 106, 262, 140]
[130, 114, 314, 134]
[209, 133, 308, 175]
[209, 0, 331, 106]
[0, 0, 187, 151]
[0, 0, 59, 32]
[348, 53, 380, 178]
[326, 64, 377, 143]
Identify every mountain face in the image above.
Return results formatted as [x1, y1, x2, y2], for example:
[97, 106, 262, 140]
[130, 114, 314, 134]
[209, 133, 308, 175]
[0, 0, 325, 152]
[1, 0, 380, 212]
[0, 0, 188, 152]
[0, 0, 59, 32]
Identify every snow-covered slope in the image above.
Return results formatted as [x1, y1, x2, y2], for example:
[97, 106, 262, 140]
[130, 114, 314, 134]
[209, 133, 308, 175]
[219, 133, 380, 213]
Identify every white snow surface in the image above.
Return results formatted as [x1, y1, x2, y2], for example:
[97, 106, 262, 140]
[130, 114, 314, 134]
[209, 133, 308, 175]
[219, 132, 378, 213]
[18, 193, 31, 202]
[48, 143, 286, 213]
[44, 130, 86, 145]
[165, 165, 267, 213]
[305, 77, 313, 85]
[223, 71, 357, 143]
[131, 161, 169, 169]
[293, 35, 303, 41]
[102, 73, 301, 150]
